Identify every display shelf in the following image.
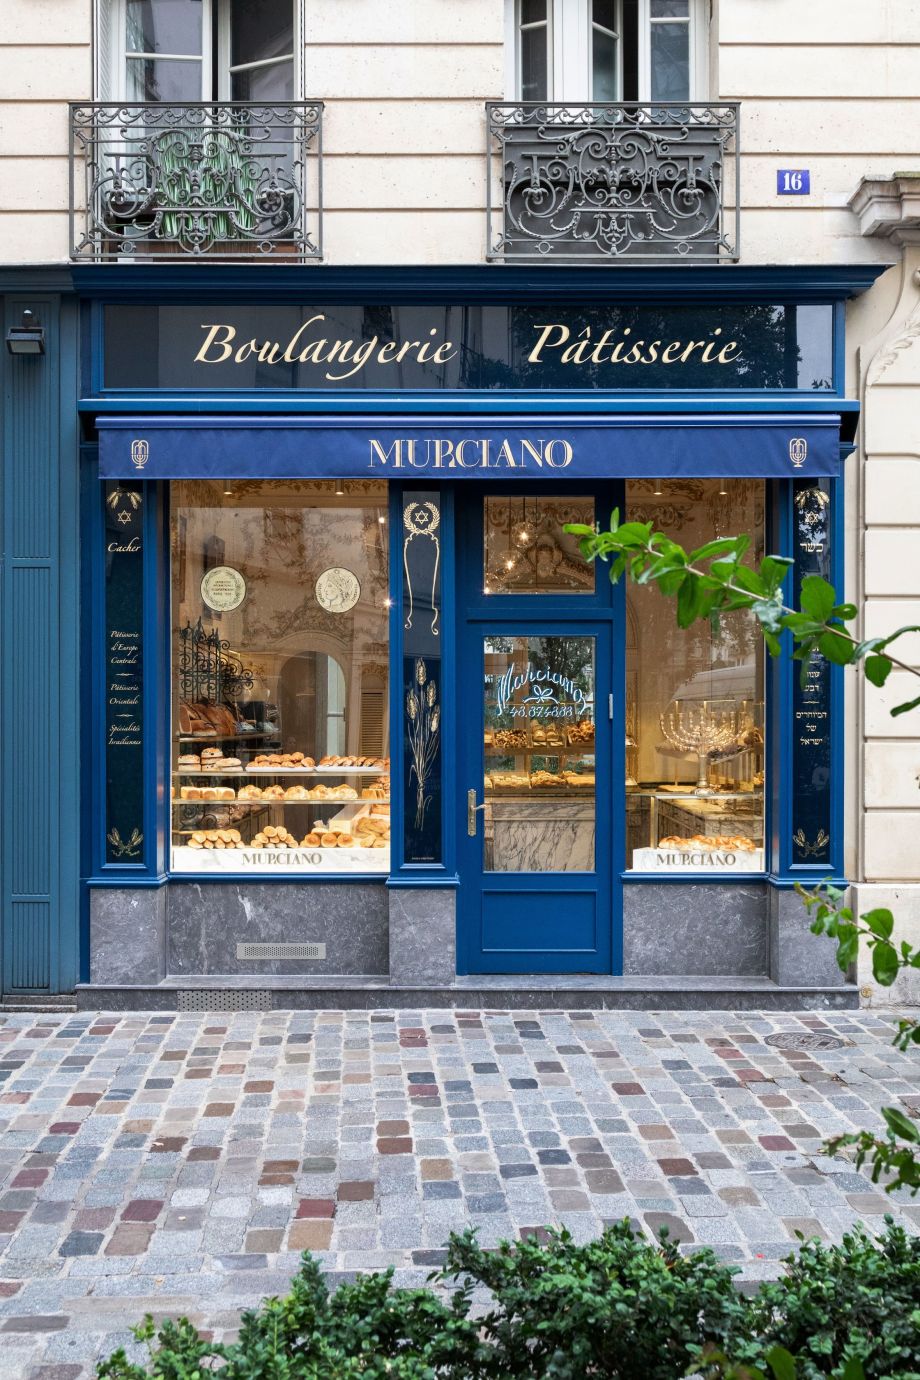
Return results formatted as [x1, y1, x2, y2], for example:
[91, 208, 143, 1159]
[172, 798, 391, 807]
[172, 766, 389, 778]
[176, 731, 279, 743]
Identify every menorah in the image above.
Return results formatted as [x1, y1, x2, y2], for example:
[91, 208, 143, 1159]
[659, 700, 747, 794]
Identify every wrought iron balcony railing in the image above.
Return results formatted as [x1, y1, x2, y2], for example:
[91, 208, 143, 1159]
[69, 102, 323, 262]
[487, 102, 739, 263]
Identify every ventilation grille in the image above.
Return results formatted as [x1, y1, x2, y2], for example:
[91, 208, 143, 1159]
[177, 990, 271, 1011]
[237, 942, 326, 960]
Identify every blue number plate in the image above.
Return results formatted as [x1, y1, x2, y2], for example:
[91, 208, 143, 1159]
[777, 169, 810, 195]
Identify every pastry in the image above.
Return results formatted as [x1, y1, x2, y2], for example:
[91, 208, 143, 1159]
[237, 785, 263, 801]
[178, 754, 200, 767]
[320, 832, 339, 847]
[284, 785, 310, 800]
[337, 833, 355, 847]
[262, 785, 285, 800]
[301, 832, 321, 846]
[201, 746, 223, 760]
[191, 831, 206, 844]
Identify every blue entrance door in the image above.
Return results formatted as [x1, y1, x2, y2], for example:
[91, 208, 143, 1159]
[455, 489, 622, 975]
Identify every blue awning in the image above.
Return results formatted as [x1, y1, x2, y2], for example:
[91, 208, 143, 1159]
[97, 414, 843, 480]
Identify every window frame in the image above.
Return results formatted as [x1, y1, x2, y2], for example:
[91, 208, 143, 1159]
[505, 0, 708, 102]
[95, 0, 302, 102]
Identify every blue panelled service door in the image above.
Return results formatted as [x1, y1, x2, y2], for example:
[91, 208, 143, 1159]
[455, 489, 622, 975]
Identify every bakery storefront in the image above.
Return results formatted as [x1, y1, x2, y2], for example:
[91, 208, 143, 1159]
[81, 269, 864, 1005]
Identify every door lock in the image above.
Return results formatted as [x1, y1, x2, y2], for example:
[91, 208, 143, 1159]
[467, 788, 486, 836]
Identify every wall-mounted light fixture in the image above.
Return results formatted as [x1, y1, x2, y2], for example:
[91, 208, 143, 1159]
[5, 309, 45, 356]
[334, 478, 345, 496]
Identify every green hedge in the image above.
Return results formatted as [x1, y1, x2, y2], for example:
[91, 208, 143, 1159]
[97, 1218, 920, 1380]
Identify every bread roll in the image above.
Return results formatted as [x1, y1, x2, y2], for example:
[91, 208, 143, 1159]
[302, 832, 321, 846]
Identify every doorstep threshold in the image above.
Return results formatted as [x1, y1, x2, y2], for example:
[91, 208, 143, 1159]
[74, 974, 859, 1011]
[84, 973, 819, 992]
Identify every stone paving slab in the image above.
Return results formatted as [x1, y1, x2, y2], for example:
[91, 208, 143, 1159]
[1, 1006, 919, 1377]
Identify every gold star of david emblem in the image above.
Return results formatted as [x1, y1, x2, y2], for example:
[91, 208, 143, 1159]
[117, 509, 132, 525]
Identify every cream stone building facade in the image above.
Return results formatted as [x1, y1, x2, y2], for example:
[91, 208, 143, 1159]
[0, 0, 917, 1005]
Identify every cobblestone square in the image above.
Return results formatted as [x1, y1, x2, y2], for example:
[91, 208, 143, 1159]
[1, 1005, 919, 1377]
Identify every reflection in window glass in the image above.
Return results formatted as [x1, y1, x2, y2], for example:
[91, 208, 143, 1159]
[170, 481, 390, 874]
[126, 0, 202, 55]
[484, 635, 596, 872]
[483, 496, 595, 595]
[126, 57, 203, 102]
[625, 480, 765, 873]
[650, 19, 690, 100]
[230, 0, 295, 101]
[521, 21, 549, 100]
[592, 26, 619, 100]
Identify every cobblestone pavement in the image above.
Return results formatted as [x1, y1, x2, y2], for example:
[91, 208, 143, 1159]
[1, 1006, 919, 1377]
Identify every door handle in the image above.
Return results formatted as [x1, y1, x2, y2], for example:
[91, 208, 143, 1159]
[467, 788, 487, 836]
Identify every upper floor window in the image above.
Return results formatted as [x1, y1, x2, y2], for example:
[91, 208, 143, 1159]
[508, 0, 706, 102]
[97, 0, 298, 101]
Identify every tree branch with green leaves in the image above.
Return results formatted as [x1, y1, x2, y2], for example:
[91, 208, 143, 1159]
[566, 513, 920, 714]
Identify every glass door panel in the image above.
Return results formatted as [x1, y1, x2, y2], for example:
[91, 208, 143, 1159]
[483, 634, 596, 873]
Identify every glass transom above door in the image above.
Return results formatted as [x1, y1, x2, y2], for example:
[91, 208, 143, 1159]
[483, 634, 596, 872]
[483, 495, 595, 595]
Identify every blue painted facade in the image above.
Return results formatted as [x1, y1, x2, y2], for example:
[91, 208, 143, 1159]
[0, 264, 883, 993]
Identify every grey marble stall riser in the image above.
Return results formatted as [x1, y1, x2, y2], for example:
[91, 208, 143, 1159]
[768, 886, 847, 987]
[90, 887, 168, 985]
[167, 883, 389, 976]
[624, 883, 768, 976]
[388, 887, 456, 984]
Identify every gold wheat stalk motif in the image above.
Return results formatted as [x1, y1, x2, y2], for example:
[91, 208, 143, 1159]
[406, 658, 440, 831]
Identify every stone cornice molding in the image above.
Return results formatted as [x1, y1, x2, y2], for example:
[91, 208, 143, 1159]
[849, 176, 920, 246]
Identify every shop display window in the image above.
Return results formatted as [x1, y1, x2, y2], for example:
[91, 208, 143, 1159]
[170, 481, 390, 873]
[625, 479, 766, 873]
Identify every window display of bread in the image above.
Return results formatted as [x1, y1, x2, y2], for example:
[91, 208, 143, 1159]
[493, 729, 528, 751]
[187, 828, 245, 850]
[354, 815, 389, 838]
[531, 769, 565, 788]
[562, 771, 595, 788]
[179, 785, 236, 801]
[658, 834, 759, 853]
[361, 783, 388, 799]
[248, 752, 317, 769]
[317, 754, 389, 769]
[251, 826, 299, 849]
[568, 719, 595, 746]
